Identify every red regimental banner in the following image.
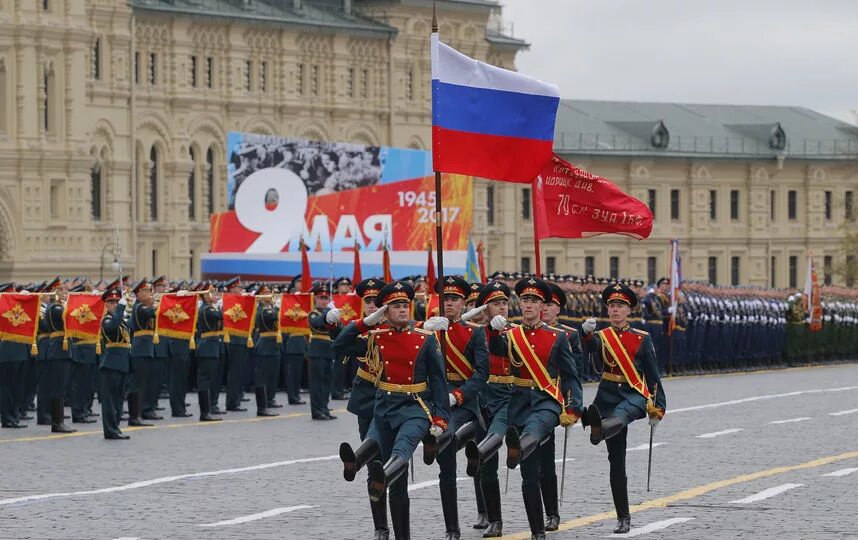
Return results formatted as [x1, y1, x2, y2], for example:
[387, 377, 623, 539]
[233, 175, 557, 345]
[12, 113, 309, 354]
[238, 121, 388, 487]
[155, 294, 200, 341]
[279, 293, 314, 336]
[0, 293, 41, 345]
[64, 293, 106, 342]
[533, 154, 653, 240]
[333, 294, 363, 324]
[222, 294, 258, 338]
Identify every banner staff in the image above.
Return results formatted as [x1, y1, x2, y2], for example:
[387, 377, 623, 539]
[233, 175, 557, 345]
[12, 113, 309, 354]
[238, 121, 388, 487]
[532, 177, 542, 276]
[431, 4, 448, 361]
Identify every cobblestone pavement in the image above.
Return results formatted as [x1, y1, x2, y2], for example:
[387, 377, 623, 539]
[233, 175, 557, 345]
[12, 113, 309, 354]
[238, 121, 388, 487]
[1, 363, 857, 540]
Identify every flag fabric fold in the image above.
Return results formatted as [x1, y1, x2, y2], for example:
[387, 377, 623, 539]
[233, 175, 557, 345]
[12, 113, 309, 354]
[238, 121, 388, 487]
[464, 238, 480, 283]
[431, 32, 560, 182]
[64, 293, 107, 351]
[352, 241, 362, 285]
[667, 239, 681, 336]
[300, 240, 312, 293]
[477, 242, 487, 283]
[804, 251, 823, 332]
[533, 154, 654, 240]
[333, 294, 363, 324]
[382, 240, 392, 283]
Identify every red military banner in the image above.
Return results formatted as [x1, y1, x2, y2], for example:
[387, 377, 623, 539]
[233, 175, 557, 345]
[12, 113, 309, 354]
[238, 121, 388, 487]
[222, 293, 258, 344]
[425, 293, 440, 320]
[155, 293, 200, 344]
[279, 293, 314, 336]
[533, 154, 653, 240]
[63, 293, 106, 344]
[333, 294, 363, 324]
[0, 293, 41, 346]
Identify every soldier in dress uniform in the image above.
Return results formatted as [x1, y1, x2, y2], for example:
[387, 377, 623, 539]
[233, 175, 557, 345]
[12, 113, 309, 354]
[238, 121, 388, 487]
[463, 280, 514, 538]
[223, 277, 251, 412]
[331, 276, 354, 401]
[283, 275, 308, 405]
[99, 287, 132, 440]
[422, 275, 489, 540]
[143, 275, 170, 419]
[359, 280, 450, 540]
[0, 282, 29, 428]
[253, 284, 280, 417]
[43, 279, 77, 433]
[335, 278, 390, 540]
[537, 282, 585, 531]
[580, 282, 667, 534]
[128, 279, 155, 427]
[166, 283, 193, 419]
[308, 282, 338, 420]
[482, 277, 581, 540]
[196, 283, 223, 422]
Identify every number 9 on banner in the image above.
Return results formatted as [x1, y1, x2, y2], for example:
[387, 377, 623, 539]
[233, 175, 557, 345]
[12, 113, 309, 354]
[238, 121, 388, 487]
[234, 168, 308, 253]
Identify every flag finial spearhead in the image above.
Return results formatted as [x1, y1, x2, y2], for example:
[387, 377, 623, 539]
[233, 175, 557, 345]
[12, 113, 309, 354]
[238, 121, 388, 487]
[432, 2, 438, 33]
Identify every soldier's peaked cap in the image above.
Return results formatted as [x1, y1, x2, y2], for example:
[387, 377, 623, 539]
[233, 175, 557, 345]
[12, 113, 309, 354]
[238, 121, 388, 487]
[602, 282, 638, 308]
[476, 280, 510, 307]
[514, 277, 551, 302]
[547, 283, 566, 309]
[355, 278, 386, 299]
[375, 280, 415, 307]
[435, 275, 469, 298]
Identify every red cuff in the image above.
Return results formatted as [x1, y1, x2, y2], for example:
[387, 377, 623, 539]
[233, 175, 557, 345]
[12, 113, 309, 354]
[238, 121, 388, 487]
[452, 388, 464, 406]
[432, 416, 448, 430]
[355, 319, 369, 334]
[582, 332, 593, 342]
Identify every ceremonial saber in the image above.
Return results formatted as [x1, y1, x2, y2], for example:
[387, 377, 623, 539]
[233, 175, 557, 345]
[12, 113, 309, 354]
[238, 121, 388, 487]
[559, 390, 571, 506]
[114, 224, 123, 285]
[647, 383, 658, 492]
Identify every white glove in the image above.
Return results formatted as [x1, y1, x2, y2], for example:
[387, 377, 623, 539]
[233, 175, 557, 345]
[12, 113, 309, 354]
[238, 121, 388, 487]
[20, 290, 30, 295]
[325, 308, 341, 324]
[667, 305, 676, 315]
[490, 315, 507, 331]
[429, 425, 443, 437]
[582, 318, 597, 334]
[327, 300, 336, 309]
[449, 393, 457, 407]
[461, 304, 488, 322]
[118, 296, 128, 308]
[362, 304, 387, 327]
[424, 316, 450, 331]
[216, 299, 223, 309]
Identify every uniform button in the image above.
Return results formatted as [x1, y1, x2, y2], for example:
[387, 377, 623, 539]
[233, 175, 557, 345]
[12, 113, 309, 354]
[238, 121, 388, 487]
[387, 391, 391, 395]
[409, 361, 413, 365]
[414, 345, 419, 349]
[407, 331, 411, 335]
[385, 361, 389, 365]
[380, 346, 385, 349]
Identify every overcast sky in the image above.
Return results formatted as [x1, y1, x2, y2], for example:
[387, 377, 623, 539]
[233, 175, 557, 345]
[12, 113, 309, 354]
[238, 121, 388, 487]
[498, 0, 858, 124]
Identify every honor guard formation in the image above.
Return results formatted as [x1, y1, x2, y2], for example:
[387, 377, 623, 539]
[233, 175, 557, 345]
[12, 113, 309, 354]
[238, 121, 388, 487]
[0, 273, 856, 539]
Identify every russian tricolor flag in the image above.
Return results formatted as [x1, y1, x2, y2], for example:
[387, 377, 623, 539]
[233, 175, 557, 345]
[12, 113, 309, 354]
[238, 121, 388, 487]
[431, 33, 560, 183]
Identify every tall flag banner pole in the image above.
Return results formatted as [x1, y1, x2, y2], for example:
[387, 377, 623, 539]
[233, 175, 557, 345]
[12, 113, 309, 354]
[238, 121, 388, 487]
[532, 180, 542, 276]
[431, 4, 447, 363]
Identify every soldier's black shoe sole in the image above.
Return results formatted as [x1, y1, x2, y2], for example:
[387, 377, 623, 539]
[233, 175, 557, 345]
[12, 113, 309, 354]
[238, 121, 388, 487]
[340, 442, 358, 481]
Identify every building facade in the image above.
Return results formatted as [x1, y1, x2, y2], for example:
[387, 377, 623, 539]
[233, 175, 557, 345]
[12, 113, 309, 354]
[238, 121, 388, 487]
[0, 0, 855, 288]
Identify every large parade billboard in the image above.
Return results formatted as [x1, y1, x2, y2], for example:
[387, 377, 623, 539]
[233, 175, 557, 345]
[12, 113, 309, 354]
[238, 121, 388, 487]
[201, 132, 472, 280]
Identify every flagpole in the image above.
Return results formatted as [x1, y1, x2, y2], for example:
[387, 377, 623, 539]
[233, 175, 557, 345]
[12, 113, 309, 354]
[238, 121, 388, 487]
[432, 5, 448, 362]
[532, 179, 542, 276]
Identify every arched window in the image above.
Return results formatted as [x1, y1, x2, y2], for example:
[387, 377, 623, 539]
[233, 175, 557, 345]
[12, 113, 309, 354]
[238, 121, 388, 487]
[91, 160, 102, 220]
[188, 147, 197, 221]
[149, 145, 159, 221]
[206, 146, 215, 215]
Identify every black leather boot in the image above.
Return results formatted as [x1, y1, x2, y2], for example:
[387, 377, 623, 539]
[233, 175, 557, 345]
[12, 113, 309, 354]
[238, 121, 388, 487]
[610, 475, 631, 534]
[199, 391, 221, 422]
[389, 492, 410, 540]
[454, 420, 478, 451]
[440, 484, 461, 539]
[423, 428, 453, 465]
[371, 491, 390, 540]
[127, 392, 152, 426]
[541, 475, 560, 531]
[482, 479, 503, 538]
[340, 438, 380, 481]
[473, 476, 488, 529]
[255, 387, 278, 417]
[590, 413, 625, 445]
[522, 488, 545, 539]
[368, 456, 408, 502]
[505, 427, 540, 469]
[50, 398, 76, 433]
[466, 432, 503, 477]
